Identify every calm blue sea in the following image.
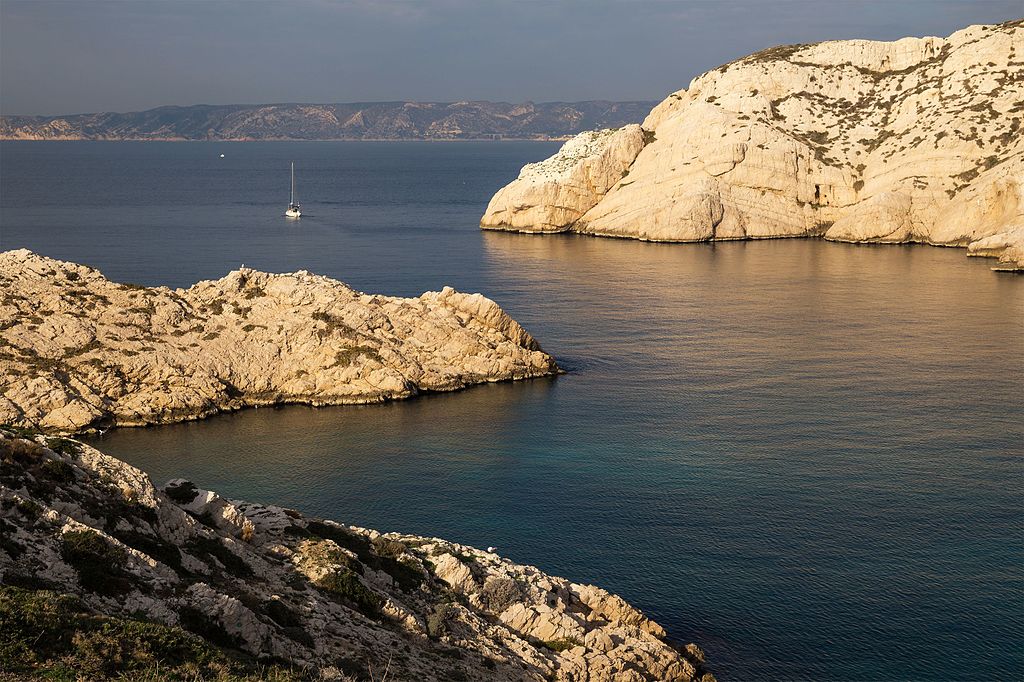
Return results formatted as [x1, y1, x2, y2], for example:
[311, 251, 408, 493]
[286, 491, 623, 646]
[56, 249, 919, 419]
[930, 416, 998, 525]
[2, 141, 1022, 681]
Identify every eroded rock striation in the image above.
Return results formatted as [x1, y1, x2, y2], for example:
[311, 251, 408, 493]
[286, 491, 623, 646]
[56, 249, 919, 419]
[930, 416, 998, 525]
[0, 250, 558, 433]
[0, 430, 713, 681]
[481, 20, 1024, 271]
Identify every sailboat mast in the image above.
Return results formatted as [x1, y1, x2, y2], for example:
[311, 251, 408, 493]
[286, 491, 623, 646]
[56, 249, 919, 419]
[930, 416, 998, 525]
[290, 162, 295, 205]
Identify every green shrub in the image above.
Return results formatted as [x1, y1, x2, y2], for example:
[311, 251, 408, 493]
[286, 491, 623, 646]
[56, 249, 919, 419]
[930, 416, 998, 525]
[479, 577, 521, 613]
[426, 603, 457, 638]
[334, 343, 382, 367]
[310, 311, 355, 336]
[0, 424, 42, 439]
[316, 568, 382, 616]
[540, 637, 582, 653]
[45, 437, 82, 457]
[0, 586, 308, 679]
[306, 521, 366, 553]
[60, 530, 133, 596]
[242, 287, 266, 299]
[16, 498, 42, 519]
[371, 537, 407, 559]
[40, 459, 76, 484]
[385, 557, 424, 592]
[307, 522, 422, 591]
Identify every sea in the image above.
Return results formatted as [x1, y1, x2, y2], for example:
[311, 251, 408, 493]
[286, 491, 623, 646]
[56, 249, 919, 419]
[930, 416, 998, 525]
[1, 140, 1022, 681]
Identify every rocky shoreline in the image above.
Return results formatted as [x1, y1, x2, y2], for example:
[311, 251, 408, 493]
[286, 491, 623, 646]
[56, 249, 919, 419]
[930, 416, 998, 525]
[0, 429, 713, 681]
[0, 250, 711, 680]
[0, 250, 559, 433]
[481, 20, 1024, 271]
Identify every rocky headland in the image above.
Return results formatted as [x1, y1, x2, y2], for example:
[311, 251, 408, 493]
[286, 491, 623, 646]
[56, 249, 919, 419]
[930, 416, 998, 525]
[0, 251, 710, 679]
[0, 429, 713, 680]
[481, 20, 1024, 271]
[0, 250, 558, 433]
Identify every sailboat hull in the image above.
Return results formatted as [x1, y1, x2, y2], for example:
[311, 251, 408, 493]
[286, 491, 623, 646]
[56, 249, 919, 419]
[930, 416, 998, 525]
[285, 162, 301, 217]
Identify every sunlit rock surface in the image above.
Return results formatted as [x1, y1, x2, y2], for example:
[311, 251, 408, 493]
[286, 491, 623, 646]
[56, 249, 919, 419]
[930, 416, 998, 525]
[0, 250, 558, 432]
[481, 20, 1024, 270]
[0, 431, 713, 681]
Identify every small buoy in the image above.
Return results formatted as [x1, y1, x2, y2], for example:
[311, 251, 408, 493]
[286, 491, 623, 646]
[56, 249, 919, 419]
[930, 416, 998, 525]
[220, 153, 225, 158]
[487, 546, 497, 553]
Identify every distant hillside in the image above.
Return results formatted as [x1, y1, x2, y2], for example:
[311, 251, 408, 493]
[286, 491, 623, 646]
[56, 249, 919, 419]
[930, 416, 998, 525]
[0, 101, 656, 141]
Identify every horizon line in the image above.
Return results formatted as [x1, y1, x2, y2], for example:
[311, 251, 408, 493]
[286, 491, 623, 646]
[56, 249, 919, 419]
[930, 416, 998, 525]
[0, 98, 663, 120]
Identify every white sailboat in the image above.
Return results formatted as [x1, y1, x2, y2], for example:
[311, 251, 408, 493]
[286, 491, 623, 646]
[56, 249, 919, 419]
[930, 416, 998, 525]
[285, 161, 301, 218]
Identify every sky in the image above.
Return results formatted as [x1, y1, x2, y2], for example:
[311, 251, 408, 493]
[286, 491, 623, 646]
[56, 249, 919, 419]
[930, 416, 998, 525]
[1, 0, 1021, 116]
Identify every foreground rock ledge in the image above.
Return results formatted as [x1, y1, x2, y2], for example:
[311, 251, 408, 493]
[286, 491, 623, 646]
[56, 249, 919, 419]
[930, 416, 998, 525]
[0, 250, 559, 433]
[481, 20, 1024, 271]
[0, 430, 713, 681]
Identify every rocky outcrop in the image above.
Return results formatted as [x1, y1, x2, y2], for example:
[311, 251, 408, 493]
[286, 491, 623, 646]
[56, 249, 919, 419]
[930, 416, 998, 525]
[0, 250, 558, 433]
[0, 430, 713, 681]
[481, 126, 648, 232]
[966, 225, 1024, 270]
[0, 100, 655, 141]
[481, 20, 1024, 271]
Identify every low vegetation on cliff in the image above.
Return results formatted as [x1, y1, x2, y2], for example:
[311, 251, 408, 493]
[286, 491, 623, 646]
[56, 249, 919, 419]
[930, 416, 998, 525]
[0, 250, 558, 433]
[0, 428, 713, 681]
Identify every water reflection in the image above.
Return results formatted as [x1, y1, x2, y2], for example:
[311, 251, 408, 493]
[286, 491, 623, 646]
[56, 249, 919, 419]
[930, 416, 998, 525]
[92, 235, 1024, 681]
[13, 140, 1017, 681]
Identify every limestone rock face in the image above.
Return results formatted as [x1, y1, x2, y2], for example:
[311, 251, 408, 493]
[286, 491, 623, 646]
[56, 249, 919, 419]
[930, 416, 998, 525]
[481, 125, 647, 232]
[967, 224, 1024, 270]
[0, 430, 712, 681]
[480, 20, 1024, 270]
[0, 250, 558, 433]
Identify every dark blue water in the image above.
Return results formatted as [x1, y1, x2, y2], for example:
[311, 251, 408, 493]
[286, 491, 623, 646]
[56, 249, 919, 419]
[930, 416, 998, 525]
[2, 141, 1022, 681]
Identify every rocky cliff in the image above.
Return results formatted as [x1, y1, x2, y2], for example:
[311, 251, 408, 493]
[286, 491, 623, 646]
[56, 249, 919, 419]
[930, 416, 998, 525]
[0, 101, 655, 141]
[481, 20, 1024, 271]
[0, 250, 558, 433]
[0, 429, 713, 681]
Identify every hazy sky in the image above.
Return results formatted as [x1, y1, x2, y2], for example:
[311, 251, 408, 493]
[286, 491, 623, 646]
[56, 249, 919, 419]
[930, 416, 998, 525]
[1, 0, 1021, 115]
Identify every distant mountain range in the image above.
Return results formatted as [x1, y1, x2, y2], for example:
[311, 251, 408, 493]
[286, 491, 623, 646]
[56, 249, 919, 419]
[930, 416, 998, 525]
[0, 101, 656, 141]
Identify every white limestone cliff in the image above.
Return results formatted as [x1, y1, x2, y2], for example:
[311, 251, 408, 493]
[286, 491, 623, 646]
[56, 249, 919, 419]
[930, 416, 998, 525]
[0, 250, 558, 433]
[481, 125, 648, 232]
[481, 20, 1024, 270]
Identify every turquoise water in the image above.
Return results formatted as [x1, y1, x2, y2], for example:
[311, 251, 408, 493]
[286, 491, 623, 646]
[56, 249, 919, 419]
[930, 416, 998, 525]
[2, 141, 1023, 680]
